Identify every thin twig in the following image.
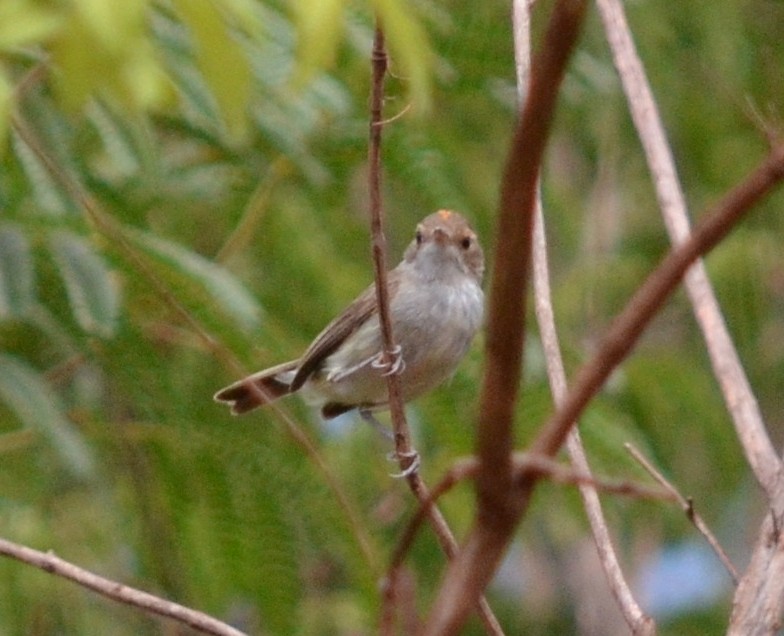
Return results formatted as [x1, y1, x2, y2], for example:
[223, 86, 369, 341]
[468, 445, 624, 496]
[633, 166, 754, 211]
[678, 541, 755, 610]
[596, 0, 784, 514]
[366, 23, 504, 636]
[390, 453, 669, 579]
[515, 0, 655, 631]
[0, 538, 245, 636]
[367, 25, 413, 476]
[625, 443, 740, 584]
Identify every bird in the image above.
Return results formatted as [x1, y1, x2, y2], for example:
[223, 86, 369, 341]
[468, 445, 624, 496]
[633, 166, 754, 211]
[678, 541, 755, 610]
[214, 209, 484, 422]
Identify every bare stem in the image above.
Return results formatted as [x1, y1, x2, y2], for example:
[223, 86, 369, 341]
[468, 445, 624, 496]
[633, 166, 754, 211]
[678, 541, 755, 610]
[625, 444, 739, 584]
[0, 538, 245, 636]
[366, 23, 503, 636]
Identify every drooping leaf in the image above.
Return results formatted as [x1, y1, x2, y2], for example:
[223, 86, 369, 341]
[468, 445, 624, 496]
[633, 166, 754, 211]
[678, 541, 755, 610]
[125, 228, 262, 333]
[48, 230, 120, 338]
[291, 0, 347, 87]
[0, 69, 10, 151]
[0, 0, 63, 51]
[0, 224, 35, 318]
[11, 129, 72, 216]
[171, 0, 253, 141]
[0, 353, 95, 479]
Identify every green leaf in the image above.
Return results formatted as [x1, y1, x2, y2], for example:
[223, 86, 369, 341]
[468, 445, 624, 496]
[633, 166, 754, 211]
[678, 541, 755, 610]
[11, 130, 71, 216]
[0, 353, 95, 479]
[0, 69, 10, 151]
[172, 0, 253, 141]
[291, 0, 347, 87]
[0, 225, 35, 319]
[125, 228, 262, 333]
[48, 230, 120, 338]
[50, 0, 170, 112]
[0, 0, 63, 51]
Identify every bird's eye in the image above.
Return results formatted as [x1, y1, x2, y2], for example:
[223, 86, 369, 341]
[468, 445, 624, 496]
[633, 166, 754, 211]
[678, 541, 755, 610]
[461, 237, 472, 250]
[415, 230, 424, 245]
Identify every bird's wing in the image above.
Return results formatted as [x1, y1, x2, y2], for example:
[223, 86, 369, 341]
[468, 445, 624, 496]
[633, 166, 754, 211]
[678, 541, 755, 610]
[291, 277, 399, 391]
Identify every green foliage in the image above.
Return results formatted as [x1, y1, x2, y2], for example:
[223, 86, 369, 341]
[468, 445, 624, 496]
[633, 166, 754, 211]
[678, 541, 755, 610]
[0, 0, 783, 634]
[0, 353, 95, 479]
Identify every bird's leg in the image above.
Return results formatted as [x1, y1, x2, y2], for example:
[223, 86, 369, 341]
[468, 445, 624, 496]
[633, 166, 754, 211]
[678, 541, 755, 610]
[359, 408, 393, 440]
[359, 408, 420, 478]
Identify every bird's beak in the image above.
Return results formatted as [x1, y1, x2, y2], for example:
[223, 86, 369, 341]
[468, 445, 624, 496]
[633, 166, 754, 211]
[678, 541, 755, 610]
[433, 227, 448, 244]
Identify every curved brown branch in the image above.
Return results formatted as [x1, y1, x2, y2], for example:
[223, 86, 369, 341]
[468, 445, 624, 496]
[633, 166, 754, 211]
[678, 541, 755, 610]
[0, 538, 245, 636]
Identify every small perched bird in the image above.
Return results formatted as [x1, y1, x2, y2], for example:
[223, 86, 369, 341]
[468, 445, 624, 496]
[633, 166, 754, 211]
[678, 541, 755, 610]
[214, 209, 485, 420]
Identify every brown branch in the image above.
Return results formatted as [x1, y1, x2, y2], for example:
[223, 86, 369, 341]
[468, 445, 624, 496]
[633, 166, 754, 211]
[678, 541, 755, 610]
[367, 25, 413, 476]
[422, 2, 589, 633]
[595, 0, 784, 511]
[366, 24, 503, 636]
[389, 453, 668, 584]
[625, 444, 739, 584]
[475, 0, 588, 515]
[0, 537, 245, 636]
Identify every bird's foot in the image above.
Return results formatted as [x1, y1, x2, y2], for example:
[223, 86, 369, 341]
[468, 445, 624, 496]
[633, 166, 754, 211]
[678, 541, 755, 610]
[371, 345, 406, 377]
[386, 449, 420, 479]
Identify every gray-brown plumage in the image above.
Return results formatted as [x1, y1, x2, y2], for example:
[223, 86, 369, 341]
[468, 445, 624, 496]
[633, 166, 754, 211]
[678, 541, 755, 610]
[214, 210, 484, 419]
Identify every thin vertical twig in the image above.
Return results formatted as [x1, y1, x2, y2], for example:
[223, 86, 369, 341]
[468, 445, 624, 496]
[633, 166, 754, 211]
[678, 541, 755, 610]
[514, 0, 655, 631]
[367, 26, 410, 462]
[366, 23, 504, 636]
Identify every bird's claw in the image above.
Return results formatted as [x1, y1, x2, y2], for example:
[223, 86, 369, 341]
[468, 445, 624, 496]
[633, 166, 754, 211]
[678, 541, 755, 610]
[371, 345, 406, 377]
[387, 449, 420, 479]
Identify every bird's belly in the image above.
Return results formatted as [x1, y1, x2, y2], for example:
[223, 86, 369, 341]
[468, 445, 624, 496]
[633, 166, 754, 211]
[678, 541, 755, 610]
[307, 278, 483, 410]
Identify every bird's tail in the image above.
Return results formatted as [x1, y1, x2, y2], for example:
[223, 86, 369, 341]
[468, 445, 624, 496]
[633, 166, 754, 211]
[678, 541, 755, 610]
[213, 360, 299, 415]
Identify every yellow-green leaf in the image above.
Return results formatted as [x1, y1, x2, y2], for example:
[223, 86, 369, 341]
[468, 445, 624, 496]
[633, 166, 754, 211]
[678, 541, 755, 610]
[172, 0, 253, 141]
[0, 0, 63, 50]
[48, 230, 121, 338]
[291, 0, 347, 88]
